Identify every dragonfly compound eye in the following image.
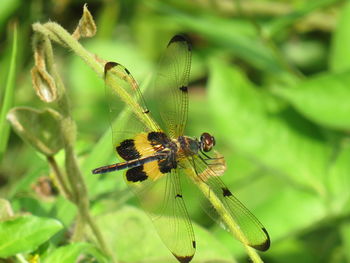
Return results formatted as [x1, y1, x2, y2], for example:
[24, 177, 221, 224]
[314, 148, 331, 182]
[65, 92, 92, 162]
[201, 132, 215, 152]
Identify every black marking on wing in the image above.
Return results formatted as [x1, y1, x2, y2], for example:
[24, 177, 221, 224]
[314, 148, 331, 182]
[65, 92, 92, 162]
[253, 228, 270, 251]
[124, 67, 130, 74]
[222, 187, 232, 197]
[159, 159, 177, 174]
[125, 166, 148, 182]
[143, 109, 150, 114]
[116, 139, 140, 161]
[147, 131, 169, 145]
[192, 241, 196, 249]
[147, 131, 177, 152]
[168, 34, 192, 51]
[179, 86, 188, 93]
[146, 131, 178, 174]
[104, 61, 118, 75]
[173, 254, 193, 263]
[175, 194, 183, 198]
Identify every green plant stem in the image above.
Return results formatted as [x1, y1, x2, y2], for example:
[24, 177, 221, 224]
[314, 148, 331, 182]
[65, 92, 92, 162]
[34, 22, 156, 132]
[72, 211, 85, 242]
[32, 22, 104, 78]
[47, 155, 73, 201]
[84, 208, 116, 262]
[64, 143, 89, 214]
[105, 71, 158, 130]
[32, 22, 113, 261]
[46, 22, 103, 76]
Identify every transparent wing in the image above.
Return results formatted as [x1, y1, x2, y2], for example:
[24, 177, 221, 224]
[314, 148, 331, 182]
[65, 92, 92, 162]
[126, 168, 196, 262]
[104, 62, 161, 146]
[187, 154, 270, 251]
[154, 35, 191, 138]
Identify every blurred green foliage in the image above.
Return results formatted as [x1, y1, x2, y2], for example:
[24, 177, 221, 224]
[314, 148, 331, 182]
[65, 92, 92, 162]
[1, 0, 350, 262]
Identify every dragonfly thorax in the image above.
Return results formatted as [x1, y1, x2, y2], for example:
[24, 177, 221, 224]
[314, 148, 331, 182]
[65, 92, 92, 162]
[177, 132, 215, 157]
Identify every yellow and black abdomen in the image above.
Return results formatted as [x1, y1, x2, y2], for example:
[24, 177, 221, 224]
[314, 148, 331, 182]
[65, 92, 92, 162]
[116, 132, 177, 183]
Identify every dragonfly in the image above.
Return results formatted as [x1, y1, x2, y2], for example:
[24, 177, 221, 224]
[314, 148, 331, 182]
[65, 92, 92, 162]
[92, 35, 270, 262]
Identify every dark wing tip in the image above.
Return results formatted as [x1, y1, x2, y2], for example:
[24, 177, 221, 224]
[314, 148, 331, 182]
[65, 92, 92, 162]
[104, 61, 119, 76]
[173, 254, 194, 263]
[168, 34, 192, 51]
[252, 227, 270, 251]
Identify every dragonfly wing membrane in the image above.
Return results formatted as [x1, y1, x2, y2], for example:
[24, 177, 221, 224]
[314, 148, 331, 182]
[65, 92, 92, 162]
[154, 35, 191, 138]
[189, 155, 270, 251]
[125, 168, 196, 262]
[93, 34, 270, 262]
[104, 62, 161, 147]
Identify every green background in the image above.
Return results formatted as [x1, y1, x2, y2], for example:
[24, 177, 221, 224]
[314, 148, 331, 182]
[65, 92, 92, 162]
[1, 0, 350, 262]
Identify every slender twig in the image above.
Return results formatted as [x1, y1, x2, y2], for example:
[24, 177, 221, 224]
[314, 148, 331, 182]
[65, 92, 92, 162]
[32, 22, 104, 77]
[47, 155, 73, 201]
[71, 211, 85, 242]
[84, 209, 117, 262]
[32, 20, 114, 261]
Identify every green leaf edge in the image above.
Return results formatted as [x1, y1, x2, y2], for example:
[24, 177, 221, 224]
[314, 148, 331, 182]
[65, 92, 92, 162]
[0, 23, 17, 161]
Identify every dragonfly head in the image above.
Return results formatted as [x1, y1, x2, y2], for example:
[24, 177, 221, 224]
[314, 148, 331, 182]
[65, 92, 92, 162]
[200, 132, 216, 152]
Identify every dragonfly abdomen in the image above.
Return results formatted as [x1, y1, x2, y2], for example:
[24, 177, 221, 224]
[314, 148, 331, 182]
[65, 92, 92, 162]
[92, 155, 164, 174]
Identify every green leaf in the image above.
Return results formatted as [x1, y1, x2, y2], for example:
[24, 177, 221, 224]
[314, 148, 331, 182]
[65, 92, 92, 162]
[93, 205, 235, 263]
[81, 125, 116, 197]
[264, 238, 315, 263]
[43, 242, 108, 263]
[327, 141, 350, 213]
[273, 71, 350, 130]
[329, 1, 350, 72]
[254, 177, 325, 240]
[208, 58, 331, 192]
[0, 215, 63, 257]
[149, 2, 282, 74]
[180, 16, 280, 73]
[7, 107, 64, 156]
[0, 0, 20, 27]
[0, 23, 17, 161]
[265, 0, 340, 38]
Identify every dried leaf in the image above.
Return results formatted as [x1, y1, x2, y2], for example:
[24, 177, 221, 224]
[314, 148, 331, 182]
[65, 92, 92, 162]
[72, 4, 97, 40]
[31, 66, 57, 103]
[31, 176, 59, 201]
[0, 199, 14, 221]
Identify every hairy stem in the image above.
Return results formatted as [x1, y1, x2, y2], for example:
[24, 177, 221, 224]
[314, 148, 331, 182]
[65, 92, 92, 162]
[47, 155, 73, 201]
[32, 20, 113, 261]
